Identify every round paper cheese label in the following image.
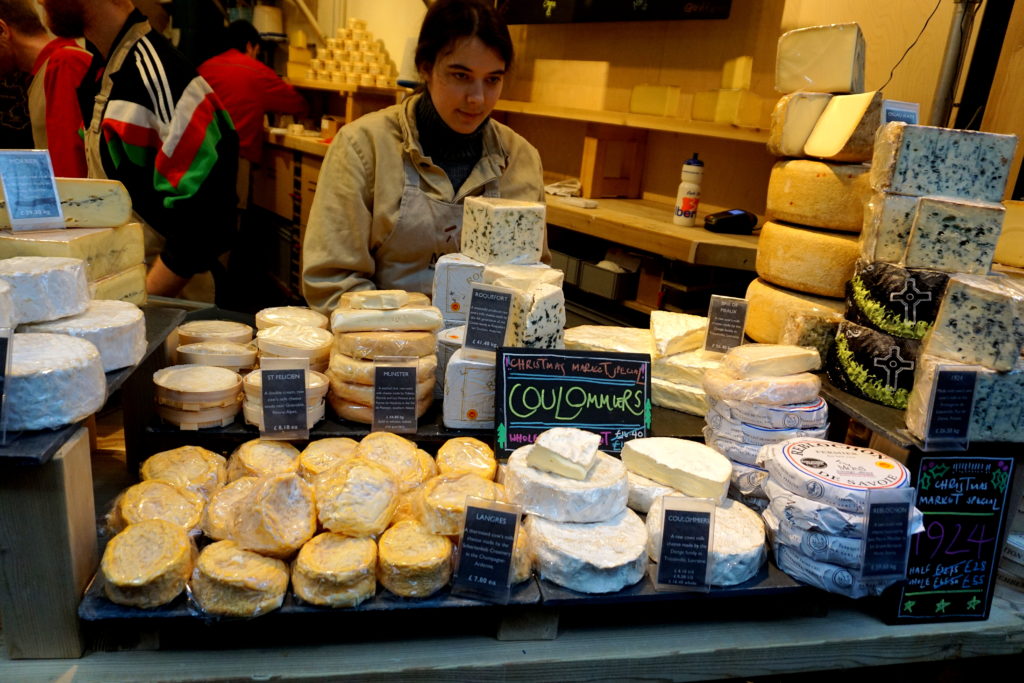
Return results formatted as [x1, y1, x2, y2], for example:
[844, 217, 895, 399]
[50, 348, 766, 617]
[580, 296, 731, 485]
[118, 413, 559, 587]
[774, 439, 909, 492]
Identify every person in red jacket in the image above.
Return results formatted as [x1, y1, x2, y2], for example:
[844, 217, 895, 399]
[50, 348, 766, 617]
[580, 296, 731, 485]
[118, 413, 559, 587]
[199, 20, 307, 205]
[0, 0, 90, 176]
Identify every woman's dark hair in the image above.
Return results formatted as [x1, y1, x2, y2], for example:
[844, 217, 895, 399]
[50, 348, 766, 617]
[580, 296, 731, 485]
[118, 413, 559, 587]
[414, 0, 513, 74]
[225, 20, 261, 53]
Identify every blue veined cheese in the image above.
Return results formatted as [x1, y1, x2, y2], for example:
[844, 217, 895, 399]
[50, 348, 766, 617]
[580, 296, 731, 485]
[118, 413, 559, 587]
[757, 439, 911, 514]
[0, 280, 12, 328]
[901, 196, 1004, 274]
[0, 256, 89, 324]
[845, 260, 950, 341]
[859, 192, 917, 263]
[777, 309, 843, 362]
[482, 263, 563, 287]
[652, 349, 720, 388]
[19, 299, 146, 372]
[441, 347, 495, 429]
[924, 274, 1024, 372]
[652, 377, 708, 417]
[0, 223, 144, 281]
[431, 253, 483, 326]
[460, 197, 545, 265]
[565, 325, 653, 356]
[708, 395, 829, 430]
[871, 122, 1018, 202]
[497, 279, 565, 349]
[0, 177, 131, 229]
[970, 358, 1024, 442]
[704, 412, 828, 446]
[647, 496, 766, 587]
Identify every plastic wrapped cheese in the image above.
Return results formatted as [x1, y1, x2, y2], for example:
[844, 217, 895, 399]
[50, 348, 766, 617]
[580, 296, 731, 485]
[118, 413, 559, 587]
[564, 325, 654, 356]
[705, 411, 828, 446]
[0, 256, 89, 324]
[226, 439, 300, 481]
[504, 446, 628, 523]
[202, 477, 259, 541]
[255, 306, 328, 330]
[297, 437, 359, 481]
[356, 432, 429, 492]
[526, 509, 647, 594]
[314, 458, 398, 536]
[334, 330, 437, 359]
[443, 347, 496, 429]
[191, 540, 289, 617]
[327, 351, 437, 385]
[652, 349, 720, 387]
[339, 290, 427, 310]
[140, 445, 227, 500]
[646, 496, 766, 586]
[292, 533, 377, 607]
[414, 473, 505, 536]
[377, 520, 453, 598]
[702, 367, 820, 405]
[708, 396, 828, 430]
[20, 299, 146, 371]
[256, 324, 332, 360]
[435, 436, 496, 480]
[5, 332, 105, 431]
[775, 23, 865, 93]
[330, 301, 444, 333]
[231, 473, 317, 558]
[101, 519, 194, 608]
[109, 479, 204, 534]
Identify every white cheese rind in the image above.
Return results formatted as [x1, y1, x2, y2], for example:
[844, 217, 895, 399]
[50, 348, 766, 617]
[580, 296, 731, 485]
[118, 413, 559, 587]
[6, 332, 106, 430]
[431, 253, 484, 326]
[651, 377, 708, 417]
[442, 347, 495, 429]
[626, 471, 678, 514]
[722, 344, 820, 378]
[702, 367, 820, 406]
[505, 445, 628, 523]
[0, 177, 131, 228]
[526, 509, 647, 594]
[435, 325, 464, 399]
[652, 349, 720, 387]
[871, 122, 1018, 202]
[708, 396, 829, 430]
[650, 311, 707, 358]
[330, 302, 444, 333]
[254, 306, 328, 330]
[901, 196, 1003, 274]
[342, 290, 410, 310]
[565, 325, 654, 357]
[527, 427, 601, 480]
[482, 263, 563, 288]
[646, 496, 765, 586]
[19, 299, 146, 371]
[460, 197, 545, 265]
[757, 439, 911, 514]
[775, 23, 865, 94]
[619, 437, 730, 504]
[0, 256, 89, 324]
[0, 223, 143, 281]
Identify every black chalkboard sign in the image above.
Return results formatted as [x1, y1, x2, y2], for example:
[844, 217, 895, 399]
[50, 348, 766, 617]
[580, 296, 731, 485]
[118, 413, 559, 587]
[495, 348, 651, 458]
[451, 501, 520, 604]
[891, 455, 1015, 623]
[501, 0, 731, 24]
[657, 507, 712, 588]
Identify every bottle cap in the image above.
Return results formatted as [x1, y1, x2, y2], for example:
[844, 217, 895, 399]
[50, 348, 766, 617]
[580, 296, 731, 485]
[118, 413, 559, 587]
[680, 152, 704, 180]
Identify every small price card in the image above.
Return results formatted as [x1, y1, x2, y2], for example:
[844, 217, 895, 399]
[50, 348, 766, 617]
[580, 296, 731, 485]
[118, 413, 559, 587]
[463, 284, 513, 358]
[922, 367, 977, 451]
[861, 488, 915, 581]
[0, 150, 64, 231]
[654, 496, 715, 592]
[451, 498, 522, 604]
[259, 357, 309, 441]
[704, 295, 748, 354]
[372, 358, 418, 434]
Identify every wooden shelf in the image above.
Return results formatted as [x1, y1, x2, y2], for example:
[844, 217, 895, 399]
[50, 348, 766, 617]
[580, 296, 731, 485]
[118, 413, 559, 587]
[546, 196, 760, 271]
[265, 129, 331, 157]
[494, 100, 769, 144]
[288, 79, 411, 98]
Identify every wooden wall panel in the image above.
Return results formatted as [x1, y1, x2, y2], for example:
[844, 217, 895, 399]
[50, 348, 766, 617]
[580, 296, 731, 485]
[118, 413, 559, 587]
[981, 0, 1024, 197]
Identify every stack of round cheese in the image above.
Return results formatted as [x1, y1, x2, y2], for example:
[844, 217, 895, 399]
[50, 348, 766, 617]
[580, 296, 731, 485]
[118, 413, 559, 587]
[140, 445, 227, 499]
[757, 438, 918, 598]
[255, 306, 329, 331]
[240, 367, 330, 430]
[153, 364, 242, 429]
[255, 324, 333, 373]
[505, 427, 647, 594]
[327, 291, 441, 424]
[701, 345, 828, 508]
[19, 299, 146, 372]
[175, 340, 257, 373]
[176, 319, 253, 346]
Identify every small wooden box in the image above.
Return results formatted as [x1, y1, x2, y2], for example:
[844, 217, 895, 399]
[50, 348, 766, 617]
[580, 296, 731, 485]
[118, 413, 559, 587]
[579, 123, 647, 199]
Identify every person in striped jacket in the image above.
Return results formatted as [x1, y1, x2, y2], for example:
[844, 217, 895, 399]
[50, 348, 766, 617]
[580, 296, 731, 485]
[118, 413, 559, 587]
[40, 0, 239, 300]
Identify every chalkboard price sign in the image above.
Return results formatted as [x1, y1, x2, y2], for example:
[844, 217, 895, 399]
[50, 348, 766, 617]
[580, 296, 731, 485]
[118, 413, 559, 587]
[495, 348, 651, 458]
[892, 456, 1015, 623]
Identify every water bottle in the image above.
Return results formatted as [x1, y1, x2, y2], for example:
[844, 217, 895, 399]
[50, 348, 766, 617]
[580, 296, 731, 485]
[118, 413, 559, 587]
[673, 153, 704, 227]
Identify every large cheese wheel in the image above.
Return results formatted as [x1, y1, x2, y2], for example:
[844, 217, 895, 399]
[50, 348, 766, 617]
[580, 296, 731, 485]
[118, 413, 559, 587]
[333, 330, 437, 359]
[745, 278, 845, 344]
[176, 319, 252, 345]
[191, 540, 288, 617]
[19, 299, 146, 371]
[765, 159, 871, 232]
[256, 324, 332, 359]
[101, 519, 193, 608]
[0, 256, 89, 324]
[327, 351, 437, 386]
[755, 221, 859, 298]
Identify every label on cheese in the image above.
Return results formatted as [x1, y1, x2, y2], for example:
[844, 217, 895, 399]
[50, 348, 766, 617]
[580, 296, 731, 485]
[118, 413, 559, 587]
[464, 283, 513, 356]
[451, 498, 521, 604]
[259, 358, 310, 441]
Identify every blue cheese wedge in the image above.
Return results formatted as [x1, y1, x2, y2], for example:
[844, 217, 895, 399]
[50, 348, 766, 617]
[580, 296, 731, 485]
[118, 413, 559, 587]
[497, 279, 565, 348]
[620, 437, 730, 504]
[461, 197, 545, 265]
[924, 274, 1024, 372]
[871, 122, 1018, 202]
[0, 177, 131, 229]
[859, 192, 917, 263]
[650, 311, 707, 358]
[901, 196, 1004, 274]
[526, 427, 601, 480]
[969, 358, 1024, 442]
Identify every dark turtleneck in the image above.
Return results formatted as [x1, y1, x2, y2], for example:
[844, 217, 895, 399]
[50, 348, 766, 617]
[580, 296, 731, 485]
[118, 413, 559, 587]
[415, 92, 485, 193]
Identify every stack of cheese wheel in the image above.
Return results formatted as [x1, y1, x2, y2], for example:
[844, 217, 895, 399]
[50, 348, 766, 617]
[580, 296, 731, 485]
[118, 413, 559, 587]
[309, 18, 398, 89]
[700, 344, 828, 510]
[254, 305, 329, 331]
[173, 319, 252, 365]
[833, 121, 1018, 412]
[153, 364, 243, 429]
[754, 23, 875, 354]
[240, 366, 330, 430]
[503, 427, 649, 594]
[19, 299, 147, 372]
[175, 340, 257, 373]
[0, 178, 147, 305]
[327, 290, 443, 424]
[564, 320, 721, 418]
[255, 324, 333, 373]
[758, 438, 919, 599]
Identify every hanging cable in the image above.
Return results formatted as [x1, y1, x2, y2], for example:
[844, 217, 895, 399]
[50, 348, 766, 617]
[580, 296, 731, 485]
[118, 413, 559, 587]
[879, 0, 943, 91]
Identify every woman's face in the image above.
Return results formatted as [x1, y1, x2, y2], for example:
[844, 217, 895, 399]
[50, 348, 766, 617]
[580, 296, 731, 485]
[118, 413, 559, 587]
[422, 36, 505, 134]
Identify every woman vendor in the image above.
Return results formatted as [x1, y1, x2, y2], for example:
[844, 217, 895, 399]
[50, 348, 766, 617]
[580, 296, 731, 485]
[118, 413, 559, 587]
[302, 0, 545, 313]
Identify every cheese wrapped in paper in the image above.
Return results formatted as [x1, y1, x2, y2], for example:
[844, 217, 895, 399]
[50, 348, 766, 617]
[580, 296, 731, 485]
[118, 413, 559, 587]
[377, 520, 453, 598]
[101, 519, 193, 608]
[191, 540, 289, 617]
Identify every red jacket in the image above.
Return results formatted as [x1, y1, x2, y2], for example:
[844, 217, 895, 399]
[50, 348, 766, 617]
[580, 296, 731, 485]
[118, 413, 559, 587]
[30, 38, 91, 177]
[198, 49, 307, 163]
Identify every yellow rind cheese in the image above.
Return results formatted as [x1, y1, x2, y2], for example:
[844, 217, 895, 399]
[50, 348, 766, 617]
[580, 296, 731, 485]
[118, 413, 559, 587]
[140, 445, 227, 499]
[328, 393, 432, 424]
[314, 458, 398, 536]
[227, 439, 300, 481]
[202, 476, 259, 542]
[101, 519, 193, 608]
[298, 437, 359, 481]
[765, 159, 871, 232]
[111, 479, 204, 534]
[332, 330, 437, 359]
[745, 278, 845, 344]
[191, 540, 289, 617]
[356, 432, 429, 492]
[377, 520, 452, 598]
[327, 351, 437, 385]
[435, 437, 496, 480]
[231, 473, 317, 558]
[292, 533, 377, 607]
[414, 473, 505, 536]
[755, 221, 859, 298]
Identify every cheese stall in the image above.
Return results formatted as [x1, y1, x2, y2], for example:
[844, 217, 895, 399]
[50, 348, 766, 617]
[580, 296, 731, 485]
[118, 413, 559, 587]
[1, 0, 1023, 679]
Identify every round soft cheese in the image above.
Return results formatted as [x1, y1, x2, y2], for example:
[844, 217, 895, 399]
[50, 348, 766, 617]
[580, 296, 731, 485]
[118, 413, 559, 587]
[435, 436, 496, 480]
[0, 256, 89, 324]
[773, 543, 888, 599]
[297, 437, 359, 481]
[626, 471, 678, 514]
[709, 396, 829, 430]
[758, 438, 910, 514]
[153, 364, 242, 396]
[227, 439, 300, 481]
[256, 324, 332, 358]
[526, 509, 647, 594]
[505, 445, 628, 523]
[646, 496, 766, 586]
[414, 473, 505, 536]
[201, 476, 260, 541]
[292, 533, 377, 607]
[327, 351, 437, 385]
[702, 367, 821, 406]
[243, 368, 328, 401]
[255, 306, 329, 331]
[231, 473, 317, 558]
[333, 330, 437, 359]
[111, 479, 205, 533]
[242, 398, 325, 430]
[20, 299, 146, 371]
[101, 519, 193, 608]
[356, 432, 430, 493]
[176, 340, 257, 369]
[140, 445, 227, 500]
[771, 509, 864, 569]
[377, 519, 452, 598]
[314, 458, 398, 536]
[6, 332, 105, 431]
[191, 540, 288, 617]
[176, 319, 252, 345]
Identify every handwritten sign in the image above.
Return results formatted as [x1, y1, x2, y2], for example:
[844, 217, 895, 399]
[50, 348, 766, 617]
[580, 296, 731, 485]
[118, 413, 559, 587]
[495, 348, 651, 458]
[892, 456, 1015, 623]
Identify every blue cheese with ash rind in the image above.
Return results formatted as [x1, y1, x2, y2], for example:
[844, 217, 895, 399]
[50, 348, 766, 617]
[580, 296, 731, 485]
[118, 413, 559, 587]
[460, 197, 545, 265]
[923, 274, 1024, 372]
[859, 192, 918, 263]
[901, 196, 1004, 274]
[757, 438, 910, 514]
[431, 253, 483, 326]
[709, 395, 828, 430]
[970, 358, 1024, 442]
[871, 122, 1018, 202]
[845, 260, 949, 340]
[827, 320, 920, 409]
